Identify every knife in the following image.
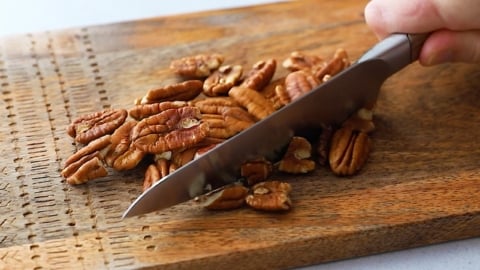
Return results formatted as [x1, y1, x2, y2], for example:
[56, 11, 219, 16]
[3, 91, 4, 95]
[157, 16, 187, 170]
[123, 33, 428, 218]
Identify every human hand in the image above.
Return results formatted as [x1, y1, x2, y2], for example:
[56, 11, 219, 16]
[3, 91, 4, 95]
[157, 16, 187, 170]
[364, 0, 480, 66]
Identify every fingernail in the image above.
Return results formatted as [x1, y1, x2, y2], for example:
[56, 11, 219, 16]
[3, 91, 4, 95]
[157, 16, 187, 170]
[425, 49, 454, 65]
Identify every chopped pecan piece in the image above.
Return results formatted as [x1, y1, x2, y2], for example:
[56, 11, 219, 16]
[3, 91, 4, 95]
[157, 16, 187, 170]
[136, 80, 203, 105]
[284, 70, 320, 101]
[273, 84, 290, 108]
[132, 106, 209, 154]
[282, 51, 326, 72]
[171, 147, 197, 168]
[203, 65, 243, 96]
[194, 182, 249, 210]
[194, 143, 219, 159]
[67, 109, 127, 144]
[229, 86, 276, 120]
[170, 53, 224, 78]
[129, 101, 187, 120]
[260, 77, 288, 109]
[240, 59, 276, 91]
[245, 181, 292, 211]
[241, 158, 273, 186]
[342, 107, 375, 133]
[314, 48, 350, 81]
[316, 125, 334, 166]
[278, 136, 315, 174]
[329, 126, 371, 176]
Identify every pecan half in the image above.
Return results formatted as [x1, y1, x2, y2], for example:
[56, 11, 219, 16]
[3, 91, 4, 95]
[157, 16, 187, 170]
[64, 156, 108, 185]
[132, 106, 209, 154]
[128, 101, 187, 120]
[282, 51, 326, 72]
[314, 48, 350, 81]
[278, 136, 315, 174]
[101, 121, 147, 171]
[203, 65, 243, 96]
[284, 70, 320, 101]
[170, 53, 224, 78]
[64, 134, 111, 167]
[190, 97, 239, 114]
[329, 126, 371, 176]
[194, 182, 249, 210]
[143, 158, 170, 191]
[137, 80, 203, 105]
[62, 135, 111, 184]
[229, 86, 276, 120]
[245, 181, 292, 211]
[67, 109, 127, 144]
[104, 121, 135, 165]
[202, 106, 255, 139]
[240, 59, 276, 91]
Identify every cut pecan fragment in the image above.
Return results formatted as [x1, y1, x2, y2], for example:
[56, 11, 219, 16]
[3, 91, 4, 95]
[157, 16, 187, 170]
[170, 53, 224, 78]
[260, 77, 288, 109]
[341, 107, 375, 133]
[240, 59, 276, 91]
[67, 109, 127, 144]
[241, 158, 273, 186]
[132, 106, 209, 154]
[194, 182, 249, 210]
[245, 181, 292, 211]
[316, 125, 334, 166]
[203, 65, 243, 96]
[278, 136, 315, 174]
[229, 86, 275, 120]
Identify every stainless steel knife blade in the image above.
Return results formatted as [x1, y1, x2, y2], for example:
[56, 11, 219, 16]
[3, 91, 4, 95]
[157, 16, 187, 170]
[123, 33, 428, 218]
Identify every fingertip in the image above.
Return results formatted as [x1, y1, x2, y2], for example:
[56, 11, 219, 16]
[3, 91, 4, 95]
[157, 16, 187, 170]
[364, 1, 388, 39]
[419, 30, 480, 66]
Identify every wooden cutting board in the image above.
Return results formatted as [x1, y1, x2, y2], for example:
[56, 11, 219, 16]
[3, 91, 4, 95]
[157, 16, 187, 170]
[1, 0, 480, 269]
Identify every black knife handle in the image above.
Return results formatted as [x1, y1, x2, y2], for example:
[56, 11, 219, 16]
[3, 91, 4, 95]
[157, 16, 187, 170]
[407, 33, 430, 61]
[357, 33, 429, 77]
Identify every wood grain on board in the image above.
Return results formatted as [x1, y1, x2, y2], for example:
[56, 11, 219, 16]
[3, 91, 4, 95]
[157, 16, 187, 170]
[0, 0, 479, 269]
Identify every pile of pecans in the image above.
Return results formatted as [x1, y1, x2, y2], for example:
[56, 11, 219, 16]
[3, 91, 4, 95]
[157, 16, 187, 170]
[62, 49, 376, 212]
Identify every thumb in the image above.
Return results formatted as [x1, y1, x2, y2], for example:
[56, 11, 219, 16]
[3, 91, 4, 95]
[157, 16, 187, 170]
[420, 30, 480, 65]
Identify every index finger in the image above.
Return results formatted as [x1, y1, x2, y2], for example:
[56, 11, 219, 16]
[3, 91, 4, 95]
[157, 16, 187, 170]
[364, 0, 480, 38]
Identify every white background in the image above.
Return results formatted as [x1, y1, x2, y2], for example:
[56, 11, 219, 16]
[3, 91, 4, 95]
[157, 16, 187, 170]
[1, 1, 479, 269]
